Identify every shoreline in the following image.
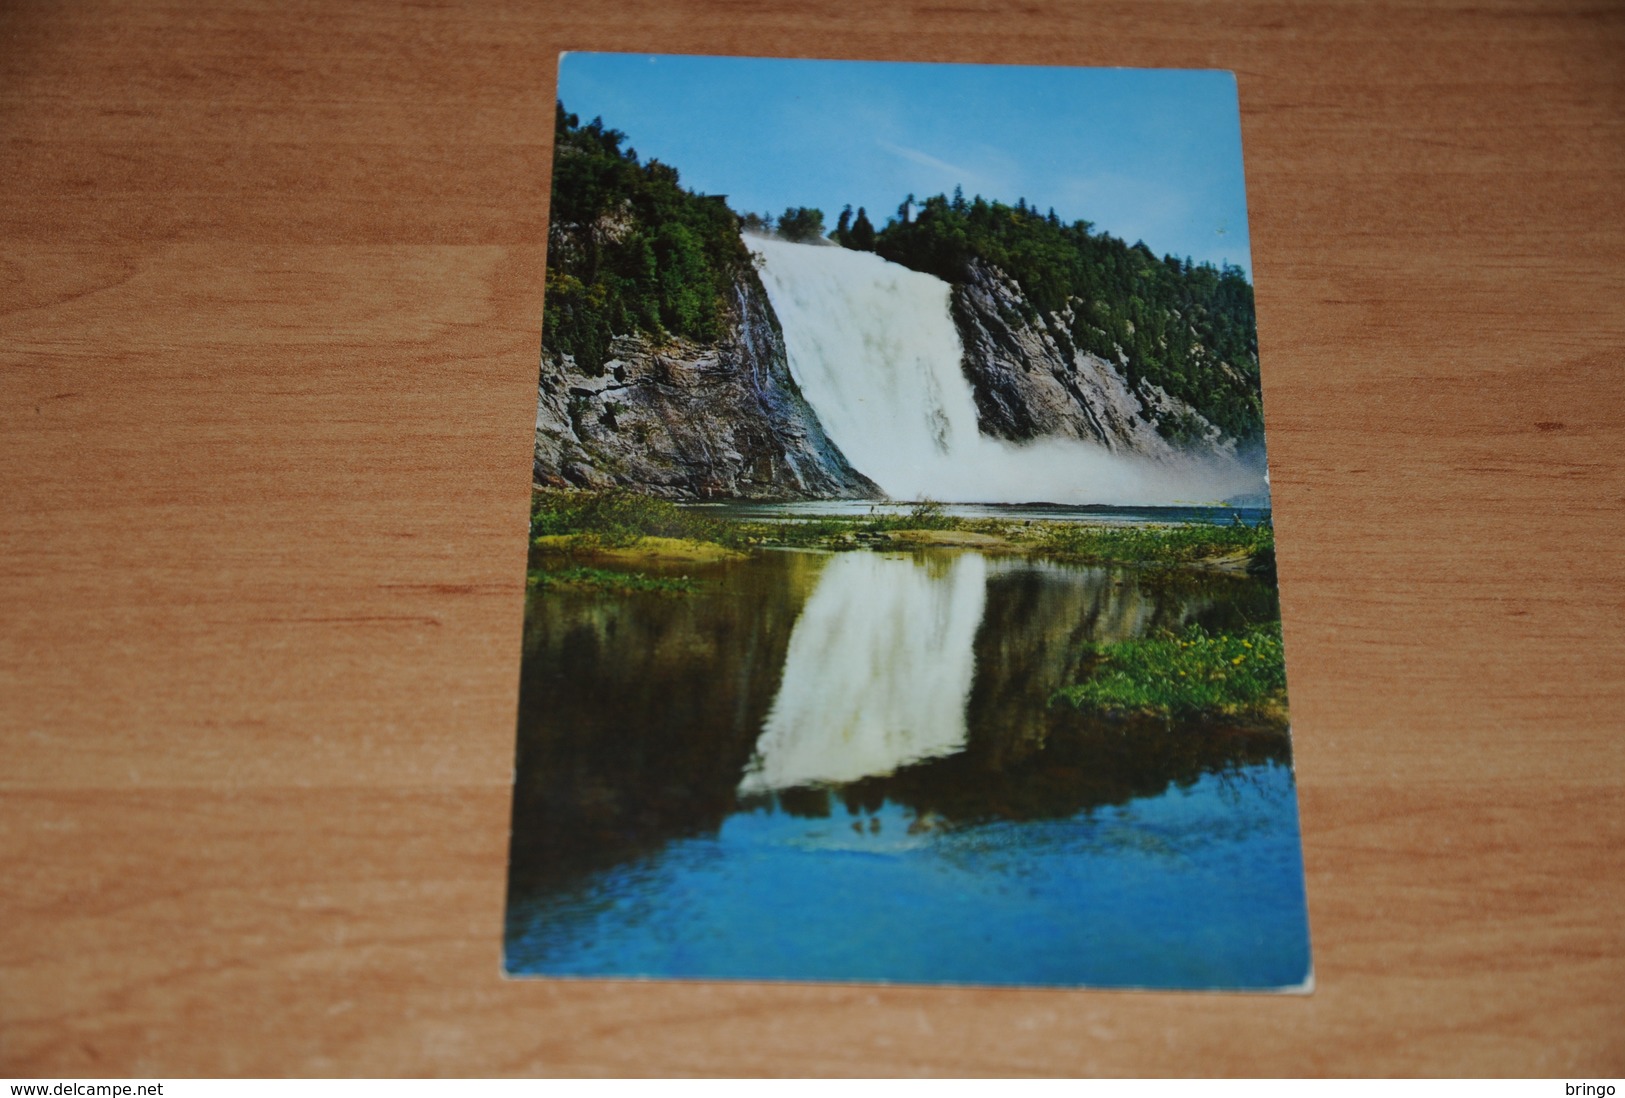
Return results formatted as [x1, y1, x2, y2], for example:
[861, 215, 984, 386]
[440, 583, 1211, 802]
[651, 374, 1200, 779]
[524, 487, 1287, 729]
[528, 487, 1275, 572]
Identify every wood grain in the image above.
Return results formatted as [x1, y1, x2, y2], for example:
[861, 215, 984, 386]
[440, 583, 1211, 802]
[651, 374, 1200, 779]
[3, 0, 1623, 1077]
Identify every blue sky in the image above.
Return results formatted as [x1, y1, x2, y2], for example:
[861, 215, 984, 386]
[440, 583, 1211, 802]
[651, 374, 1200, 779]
[557, 53, 1253, 278]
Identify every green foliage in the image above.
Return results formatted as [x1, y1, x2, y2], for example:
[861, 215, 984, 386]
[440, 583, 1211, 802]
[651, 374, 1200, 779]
[530, 490, 1006, 554]
[544, 103, 752, 373]
[848, 206, 876, 251]
[545, 105, 1263, 442]
[532, 491, 1273, 570]
[1053, 621, 1286, 720]
[740, 518, 862, 547]
[863, 500, 960, 531]
[1031, 517, 1273, 567]
[530, 488, 739, 548]
[776, 206, 826, 242]
[830, 205, 853, 245]
[529, 566, 697, 595]
[856, 192, 1264, 441]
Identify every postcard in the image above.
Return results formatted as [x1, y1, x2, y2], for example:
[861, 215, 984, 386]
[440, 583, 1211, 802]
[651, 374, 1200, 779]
[504, 53, 1311, 990]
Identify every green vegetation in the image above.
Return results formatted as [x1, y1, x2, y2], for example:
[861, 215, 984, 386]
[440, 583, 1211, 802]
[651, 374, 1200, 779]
[858, 191, 1262, 441]
[531, 487, 735, 548]
[863, 500, 958, 531]
[1031, 517, 1273, 568]
[1053, 621, 1286, 721]
[829, 205, 878, 250]
[529, 566, 697, 595]
[774, 207, 826, 242]
[528, 490, 992, 555]
[529, 489, 1269, 568]
[544, 104, 754, 374]
[543, 104, 1261, 440]
[529, 490, 1285, 720]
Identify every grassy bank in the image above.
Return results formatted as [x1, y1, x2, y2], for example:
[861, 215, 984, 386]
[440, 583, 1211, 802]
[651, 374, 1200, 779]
[529, 566, 697, 596]
[1053, 621, 1287, 723]
[528, 488, 1288, 727]
[1029, 519, 1273, 570]
[531, 489, 741, 548]
[528, 490, 996, 548]
[528, 488, 1272, 571]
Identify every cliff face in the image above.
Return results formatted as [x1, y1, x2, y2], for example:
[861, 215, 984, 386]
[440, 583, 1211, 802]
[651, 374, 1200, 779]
[950, 260, 1236, 462]
[534, 273, 880, 500]
[535, 251, 1250, 501]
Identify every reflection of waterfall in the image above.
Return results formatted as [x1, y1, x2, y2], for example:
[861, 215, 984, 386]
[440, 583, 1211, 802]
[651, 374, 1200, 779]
[747, 235, 1258, 505]
[739, 552, 987, 793]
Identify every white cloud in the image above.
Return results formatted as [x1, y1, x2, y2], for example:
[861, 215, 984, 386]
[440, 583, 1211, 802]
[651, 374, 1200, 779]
[877, 140, 971, 179]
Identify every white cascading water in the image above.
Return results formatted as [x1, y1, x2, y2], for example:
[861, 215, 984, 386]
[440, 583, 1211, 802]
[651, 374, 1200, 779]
[748, 234, 1261, 505]
[738, 551, 987, 794]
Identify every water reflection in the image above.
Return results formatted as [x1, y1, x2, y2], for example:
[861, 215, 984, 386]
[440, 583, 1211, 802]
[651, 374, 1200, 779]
[505, 546, 1307, 987]
[740, 552, 986, 794]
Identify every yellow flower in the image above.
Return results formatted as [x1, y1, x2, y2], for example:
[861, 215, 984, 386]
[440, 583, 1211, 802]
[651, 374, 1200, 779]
[1232, 655, 1245, 665]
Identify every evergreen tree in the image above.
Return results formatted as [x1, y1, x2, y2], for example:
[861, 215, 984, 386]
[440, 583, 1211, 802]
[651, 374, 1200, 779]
[850, 207, 876, 251]
[776, 206, 826, 242]
[542, 101, 751, 373]
[543, 101, 1263, 442]
[870, 189, 1263, 441]
[832, 204, 853, 245]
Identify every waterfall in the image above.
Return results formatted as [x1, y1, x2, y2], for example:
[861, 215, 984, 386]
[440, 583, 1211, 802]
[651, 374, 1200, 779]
[738, 552, 987, 794]
[747, 234, 1259, 505]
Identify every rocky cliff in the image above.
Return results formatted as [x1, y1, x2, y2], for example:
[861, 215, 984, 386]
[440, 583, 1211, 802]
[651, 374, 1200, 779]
[950, 260, 1237, 462]
[533, 273, 880, 500]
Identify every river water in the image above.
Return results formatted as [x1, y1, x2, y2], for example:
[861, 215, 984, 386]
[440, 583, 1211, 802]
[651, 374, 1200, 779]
[505, 545, 1310, 989]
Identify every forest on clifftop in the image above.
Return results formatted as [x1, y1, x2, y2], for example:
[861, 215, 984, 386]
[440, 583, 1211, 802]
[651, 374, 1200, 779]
[543, 103, 1264, 442]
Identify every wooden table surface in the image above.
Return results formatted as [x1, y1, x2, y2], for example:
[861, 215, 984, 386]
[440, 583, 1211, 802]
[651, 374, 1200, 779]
[3, 0, 1623, 1078]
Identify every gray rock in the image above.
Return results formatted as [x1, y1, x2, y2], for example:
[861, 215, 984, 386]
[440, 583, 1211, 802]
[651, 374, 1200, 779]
[533, 271, 880, 501]
[950, 260, 1235, 461]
